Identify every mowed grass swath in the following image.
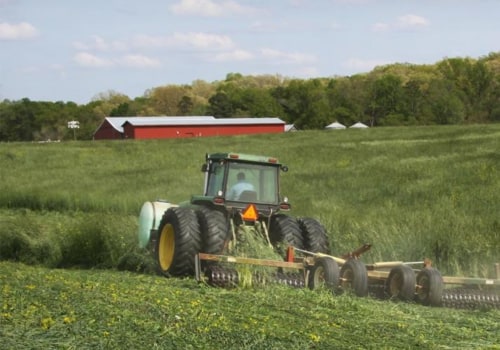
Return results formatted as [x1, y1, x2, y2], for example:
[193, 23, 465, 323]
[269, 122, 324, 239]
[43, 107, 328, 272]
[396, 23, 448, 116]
[1, 261, 499, 349]
[0, 125, 498, 276]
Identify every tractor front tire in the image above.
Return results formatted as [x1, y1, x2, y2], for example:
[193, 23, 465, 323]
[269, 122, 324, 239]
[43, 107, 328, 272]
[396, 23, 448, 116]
[299, 217, 330, 254]
[156, 207, 202, 277]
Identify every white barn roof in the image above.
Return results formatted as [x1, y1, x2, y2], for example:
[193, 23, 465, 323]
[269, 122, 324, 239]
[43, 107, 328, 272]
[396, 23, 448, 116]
[105, 116, 216, 132]
[104, 117, 129, 133]
[122, 117, 285, 127]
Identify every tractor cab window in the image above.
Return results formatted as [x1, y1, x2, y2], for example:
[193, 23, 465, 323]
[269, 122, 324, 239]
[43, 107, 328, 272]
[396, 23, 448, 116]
[205, 161, 225, 196]
[226, 162, 279, 204]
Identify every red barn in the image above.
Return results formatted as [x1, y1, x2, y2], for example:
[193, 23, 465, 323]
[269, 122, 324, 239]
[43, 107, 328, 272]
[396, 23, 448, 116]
[93, 116, 286, 140]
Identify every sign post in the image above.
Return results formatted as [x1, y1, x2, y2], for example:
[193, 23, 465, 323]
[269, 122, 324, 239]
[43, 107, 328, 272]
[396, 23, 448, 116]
[67, 120, 80, 140]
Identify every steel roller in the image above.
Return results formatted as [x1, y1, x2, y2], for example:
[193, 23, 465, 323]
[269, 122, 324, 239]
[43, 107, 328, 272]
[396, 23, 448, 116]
[204, 266, 500, 309]
[204, 265, 305, 288]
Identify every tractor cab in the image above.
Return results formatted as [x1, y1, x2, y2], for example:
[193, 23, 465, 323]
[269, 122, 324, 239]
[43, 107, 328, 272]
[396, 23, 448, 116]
[193, 152, 290, 215]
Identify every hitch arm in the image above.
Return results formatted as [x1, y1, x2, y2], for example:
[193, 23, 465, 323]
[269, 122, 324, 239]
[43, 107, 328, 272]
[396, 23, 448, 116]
[341, 243, 372, 259]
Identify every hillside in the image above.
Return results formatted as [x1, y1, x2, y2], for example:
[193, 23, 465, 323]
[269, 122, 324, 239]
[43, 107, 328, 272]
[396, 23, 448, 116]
[1, 124, 499, 348]
[1, 124, 498, 275]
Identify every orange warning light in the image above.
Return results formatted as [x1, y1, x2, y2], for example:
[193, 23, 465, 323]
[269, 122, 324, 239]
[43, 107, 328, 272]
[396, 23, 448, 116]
[241, 204, 258, 221]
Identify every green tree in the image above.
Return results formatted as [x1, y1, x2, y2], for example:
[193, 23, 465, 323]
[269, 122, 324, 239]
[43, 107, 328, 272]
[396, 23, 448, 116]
[275, 79, 330, 129]
[178, 96, 194, 115]
[150, 85, 191, 115]
[325, 76, 368, 126]
[427, 79, 466, 124]
[436, 58, 495, 122]
[91, 90, 131, 118]
[110, 103, 131, 116]
[207, 92, 233, 118]
[0, 98, 38, 141]
[366, 74, 404, 126]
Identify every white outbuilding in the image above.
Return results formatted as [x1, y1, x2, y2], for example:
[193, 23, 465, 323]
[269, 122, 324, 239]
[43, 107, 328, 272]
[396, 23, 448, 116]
[349, 122, 369, 129]
[325, 121, 346, 130]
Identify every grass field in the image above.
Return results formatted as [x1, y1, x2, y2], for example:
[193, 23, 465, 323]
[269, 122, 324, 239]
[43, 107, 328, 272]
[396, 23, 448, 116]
[1, 124, 498, 275]
[1, 124, 500, 348]
[1, 261, 499, 349]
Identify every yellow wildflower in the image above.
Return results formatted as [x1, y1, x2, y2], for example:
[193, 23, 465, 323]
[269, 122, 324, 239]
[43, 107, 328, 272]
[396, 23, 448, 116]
[41, 317, 55, 330]
[309, 333, 320, 343]
[63, 316, 75, 324]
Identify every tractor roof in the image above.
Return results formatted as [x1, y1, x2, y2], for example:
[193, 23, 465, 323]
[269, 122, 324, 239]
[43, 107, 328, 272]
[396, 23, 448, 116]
[207, 152, 281, 165]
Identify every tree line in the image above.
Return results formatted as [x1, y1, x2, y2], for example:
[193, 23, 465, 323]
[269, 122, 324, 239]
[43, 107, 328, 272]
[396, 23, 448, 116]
[1, 52, 500, 141]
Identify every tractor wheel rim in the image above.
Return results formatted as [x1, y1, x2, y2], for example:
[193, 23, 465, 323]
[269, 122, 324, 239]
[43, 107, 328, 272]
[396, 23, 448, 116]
[417, 275, 429, 301]
[342, 269, 353, 288]
[159, 224, 175, 271]
[315, 267, 325, 286]
[390, 273, 402, 295]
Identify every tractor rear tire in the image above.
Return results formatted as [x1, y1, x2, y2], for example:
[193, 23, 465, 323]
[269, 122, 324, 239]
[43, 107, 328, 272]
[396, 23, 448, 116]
[299, 217, 330, 254]
[308, 258, 339, 291]
[415, 268, 443, 307]
[339, 259, 368, 297]
[196, 207, 229, 254]
[156, 207, 202, 277]
[269, 214, 304, 256]
[386, 264, 416, 301]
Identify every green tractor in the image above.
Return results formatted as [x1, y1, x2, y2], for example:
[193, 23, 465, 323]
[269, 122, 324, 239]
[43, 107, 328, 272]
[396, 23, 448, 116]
[138, 152, 330, 277]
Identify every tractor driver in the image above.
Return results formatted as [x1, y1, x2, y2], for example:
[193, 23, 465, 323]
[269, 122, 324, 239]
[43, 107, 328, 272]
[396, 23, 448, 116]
[227, 172, 254, 200]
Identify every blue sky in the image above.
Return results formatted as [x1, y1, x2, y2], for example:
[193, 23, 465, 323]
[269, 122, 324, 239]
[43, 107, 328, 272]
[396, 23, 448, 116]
[1, 0, 499, 104]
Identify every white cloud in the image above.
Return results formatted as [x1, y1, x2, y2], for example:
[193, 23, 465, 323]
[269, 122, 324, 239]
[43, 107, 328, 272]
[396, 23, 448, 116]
[130, 34, 168, 49]
[74, 52, 161, 69]
[72, 35, 127, 51]
[343, 58, 389, 72]
[260, 48, 317, 64]
[0, 22, 38, 40]
[170, 0, 259, 17]
[169, 32, 234, 49]
[372, 14, 430, 32]
[119, 54, 161, 68]
[73, 52, 113, 68]
[396, 14, 430, 28]
[372, 22, 390, 32]
[212, 49, 254, 62]
[75, 32, 234, 52]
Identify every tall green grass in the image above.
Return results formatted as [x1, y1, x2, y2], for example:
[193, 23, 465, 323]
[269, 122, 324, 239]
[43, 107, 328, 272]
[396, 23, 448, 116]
[0, 209, 146, 271]
[0, 125, 499, 276]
